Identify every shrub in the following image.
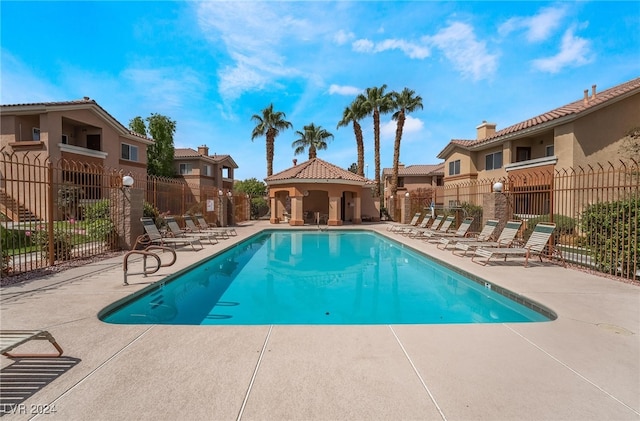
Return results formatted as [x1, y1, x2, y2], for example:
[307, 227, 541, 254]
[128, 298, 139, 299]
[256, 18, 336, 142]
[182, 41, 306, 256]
[251, 197, 269, 220]
[1, 246, 10, 275]
[83, 200, 116, 247]
[27, 225, 73, 261]
[143, 201, 160, 219]
[523, 214, 576, 242]
[581, 198, 639, 278]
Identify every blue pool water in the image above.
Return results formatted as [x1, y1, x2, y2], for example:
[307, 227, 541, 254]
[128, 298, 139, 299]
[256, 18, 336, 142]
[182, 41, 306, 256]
[100, 230, 553, 325]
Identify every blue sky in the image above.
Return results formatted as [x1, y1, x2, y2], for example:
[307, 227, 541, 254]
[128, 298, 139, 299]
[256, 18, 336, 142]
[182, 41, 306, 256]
[2, 1, 639, 181]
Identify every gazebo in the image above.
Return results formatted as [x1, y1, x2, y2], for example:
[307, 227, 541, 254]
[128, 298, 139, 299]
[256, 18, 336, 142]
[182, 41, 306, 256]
[265, 158, 379, 226]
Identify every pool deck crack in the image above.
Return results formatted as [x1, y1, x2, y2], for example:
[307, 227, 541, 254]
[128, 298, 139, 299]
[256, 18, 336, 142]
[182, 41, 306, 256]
[236, 324, 273, 421]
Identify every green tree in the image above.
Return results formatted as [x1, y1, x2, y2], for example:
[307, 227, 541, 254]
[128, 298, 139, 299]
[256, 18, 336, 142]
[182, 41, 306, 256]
[129, 114, 176, 177]
[347, 163, 358, 174]
[251, 104, 293, 177]
[390, 88, 423, 197]
[292, 123, 334, 159]
[235, 178, 267, 197]
[358, 85, 394, 197]
[337, 97, 367, 176]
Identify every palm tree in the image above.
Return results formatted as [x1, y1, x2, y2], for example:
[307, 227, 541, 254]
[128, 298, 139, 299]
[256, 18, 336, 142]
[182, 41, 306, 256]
[390, 88, 423, 197]
[358, 85, 394, 197]
[250, 104, 293, 177]
[337, 97, 367, 177]
[292, 123, 334, 159]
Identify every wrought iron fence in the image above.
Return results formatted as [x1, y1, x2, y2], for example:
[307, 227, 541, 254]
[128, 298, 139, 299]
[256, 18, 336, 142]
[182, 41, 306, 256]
[1, 148, 248, 278]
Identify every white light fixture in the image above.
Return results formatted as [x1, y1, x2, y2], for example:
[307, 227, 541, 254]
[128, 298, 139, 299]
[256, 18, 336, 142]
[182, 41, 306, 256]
[303, 190, 309, 197]
[227, 191, 233, 197]
[492, 181, 504, 193]
[405, 192, 410, 197]
[218, 189, 223, 196]
[122, 175, 134, 187]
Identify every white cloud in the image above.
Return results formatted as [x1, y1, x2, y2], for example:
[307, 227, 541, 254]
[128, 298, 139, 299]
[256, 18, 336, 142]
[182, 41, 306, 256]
[532, 26, 592, 73]
[122, 67, 205, 109]
[426, 22, 498, 80]
[352, 38, 430, 59]
[499, 6, 568, 42]
[333, 30, 355, 45]
[328, 84, 361, 96]
[381, 115, 424, 140]
[0, 50, 65, 103]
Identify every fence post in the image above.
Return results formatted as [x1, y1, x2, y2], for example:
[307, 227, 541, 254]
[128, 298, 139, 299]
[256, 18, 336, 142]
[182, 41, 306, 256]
[47, 162, 55, 266]
[483, 190, 510, 236]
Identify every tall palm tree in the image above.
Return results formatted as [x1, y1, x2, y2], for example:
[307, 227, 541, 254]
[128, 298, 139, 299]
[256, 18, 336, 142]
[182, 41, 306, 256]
[390, 88, 423, 197]
[358, 85, 394, 197]
[292, 123, 334, 159]
[250, 104, 293, 177]
[337, 98, 367, 177]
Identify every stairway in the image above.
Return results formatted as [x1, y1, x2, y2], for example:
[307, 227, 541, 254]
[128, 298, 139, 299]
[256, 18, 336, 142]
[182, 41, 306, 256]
[0, 189, 40, 223]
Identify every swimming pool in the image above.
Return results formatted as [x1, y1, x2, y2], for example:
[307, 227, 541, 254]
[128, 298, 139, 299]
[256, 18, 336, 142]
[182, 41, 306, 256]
[100, 230, 555, 325]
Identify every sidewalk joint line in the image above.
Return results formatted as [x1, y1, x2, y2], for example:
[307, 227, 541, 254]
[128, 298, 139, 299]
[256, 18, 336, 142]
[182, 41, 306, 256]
[389, 325, 447, 421]
[237, 324, 273, 421]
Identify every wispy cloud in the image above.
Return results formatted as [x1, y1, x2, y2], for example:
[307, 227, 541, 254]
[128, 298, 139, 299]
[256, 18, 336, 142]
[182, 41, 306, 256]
[499, 6, 568, 42]
[328, 84, 361, 96]
[381, 115, 425, 140]
[426, 22, 498, 81]
[0, 50, 64, 103]
[352, 38, 430, 59]
[532, 26, 592, 73]
[333, 30, 355, 45]
[121, 67, 206, 110]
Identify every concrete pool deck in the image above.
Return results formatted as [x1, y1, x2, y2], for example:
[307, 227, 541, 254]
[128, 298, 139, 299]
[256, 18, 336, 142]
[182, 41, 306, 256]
[1, 221, 638, 420]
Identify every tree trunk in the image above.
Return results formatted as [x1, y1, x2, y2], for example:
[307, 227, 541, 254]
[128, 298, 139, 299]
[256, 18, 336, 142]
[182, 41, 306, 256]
[354, 121, 364, 177]
[391, 111, 405, 197]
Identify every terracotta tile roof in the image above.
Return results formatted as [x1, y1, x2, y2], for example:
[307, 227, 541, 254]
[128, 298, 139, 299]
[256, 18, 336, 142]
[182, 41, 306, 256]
[440, 77, 640, 155]
[174, 148, 238, 168]
[0, 98, 153, 143]
[382, 163, 444, 176]
[266, 158, 367, 183]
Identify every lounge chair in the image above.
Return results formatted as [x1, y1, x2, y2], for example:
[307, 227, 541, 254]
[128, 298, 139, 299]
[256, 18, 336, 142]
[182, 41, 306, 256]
[453, 220, 523, 257]
[195, 214, 237, 236]
[183, 215, 229, 240]
[164, 216, 219, 245]
[398, 216, 434, 236]
[424, 217, 474, 243]
[438, 219, 499, 250]
[406, 215, 444, 238]
[388, 212, 422, 232]
[412, 216, 455, 239]
[141, 217, 202, 250]
[1, 330, 63, 358]
[472, 222, 563, 267]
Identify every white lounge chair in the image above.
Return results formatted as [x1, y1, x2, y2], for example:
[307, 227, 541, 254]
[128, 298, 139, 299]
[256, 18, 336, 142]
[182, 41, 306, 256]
[412, 216, 455, 239]
[388, 212, 422, 232]
[472, 222, 563, 267]
[398, 216, 434, 236]
[438, 219, 499, 250]
[1, 330, 63, 358]
[453, 220, 523, 257]
[424, 217, 474, 243]
[183, 215, 229, 240]
[195, 214, 237, 236]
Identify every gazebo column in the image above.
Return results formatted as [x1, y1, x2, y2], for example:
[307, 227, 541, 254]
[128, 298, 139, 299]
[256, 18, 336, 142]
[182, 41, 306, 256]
[289, 195, 304, 226]
[269, 196, 280, 224]
[328, 195, 342, 226]
[352, 196, 362, 224]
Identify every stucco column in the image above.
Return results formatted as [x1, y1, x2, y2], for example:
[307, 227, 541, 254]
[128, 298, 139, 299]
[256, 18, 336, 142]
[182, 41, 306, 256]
[353, 195, 362, 224]
[401, 193, 411, 224]
[328, 195, 342, 226]
[269, 196, 279, 224]
[289, 195, 304, 226]
[113, 187, 143, 250]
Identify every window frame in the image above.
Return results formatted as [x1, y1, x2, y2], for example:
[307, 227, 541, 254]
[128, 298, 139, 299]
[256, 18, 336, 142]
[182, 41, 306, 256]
[32, 127, 40, 141]
[485, 151, 503, 171]
[448, 159, 461, 176]
[121, 143, 139, 162]
[545, 144, 555, 157]
[179, 163, 193, 175]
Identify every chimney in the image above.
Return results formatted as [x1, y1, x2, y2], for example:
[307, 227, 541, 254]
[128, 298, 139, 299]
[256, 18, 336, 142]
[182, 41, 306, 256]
[197, 145, 209, 156]
[476, 121, 497, 140]
[583, 89, 589, 105]
[83, 96, 90, 101]
[591, 84, 597, 100]
[293, 159, 297, 166]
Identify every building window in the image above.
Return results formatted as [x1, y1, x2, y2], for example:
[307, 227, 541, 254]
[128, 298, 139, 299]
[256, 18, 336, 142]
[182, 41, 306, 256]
[516, 147, 531, 162]
[546, 145, 554, 156]
[61, 134, 69, 144]
[32, 127, 40, 141]
[397, 177, 404, 188]
[180, 163, 193, 175]
[485, 151, 503, 171]
[448, 160, 460, 176]
[203, 165, 212, 176]
[121, 143, 139, 162]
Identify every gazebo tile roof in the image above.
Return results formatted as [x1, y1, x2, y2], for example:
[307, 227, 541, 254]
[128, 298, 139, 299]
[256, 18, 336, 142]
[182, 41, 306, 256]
[266, 158, 367, 182]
